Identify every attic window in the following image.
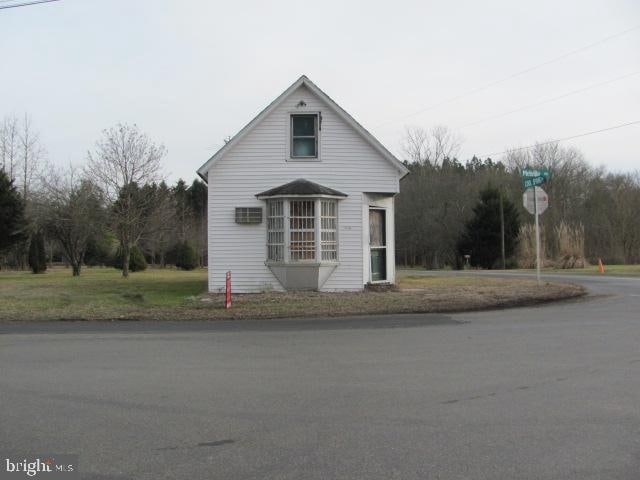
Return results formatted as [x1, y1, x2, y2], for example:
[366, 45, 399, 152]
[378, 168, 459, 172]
[291, 114, 318, 158]
[235, 207, 262, 224]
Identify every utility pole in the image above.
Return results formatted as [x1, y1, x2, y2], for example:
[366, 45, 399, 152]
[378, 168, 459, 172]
[499, 189, 506, 270]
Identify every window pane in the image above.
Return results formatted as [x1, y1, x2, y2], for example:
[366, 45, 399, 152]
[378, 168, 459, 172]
[292, 115, 315, 136]
[369, 210, 385, 247]
[266, 200, 284, 262]
[289, 200, 315, 261]
[320, 200, 338, 262]
[292, 138, 316, 157]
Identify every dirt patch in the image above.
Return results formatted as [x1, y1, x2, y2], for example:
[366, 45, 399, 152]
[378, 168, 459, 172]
[179, 278, 586, 321]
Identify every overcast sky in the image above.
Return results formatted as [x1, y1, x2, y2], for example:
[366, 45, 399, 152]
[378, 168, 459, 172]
[2, 0, 639, 183]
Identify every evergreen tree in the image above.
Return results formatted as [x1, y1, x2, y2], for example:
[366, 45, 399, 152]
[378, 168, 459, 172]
[0, 169, 26, 253]
[174, 240, 198, 270]
[112, 244, 147, 272]
[457, 186, 520, 268]
[172, 179, 190, 241]
[28, 230, 47, 273]
[187, 179, 207, 218]
[84, 232, 116, 267]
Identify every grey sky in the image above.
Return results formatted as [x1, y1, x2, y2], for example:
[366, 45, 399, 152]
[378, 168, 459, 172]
[2, 0, 639, 182]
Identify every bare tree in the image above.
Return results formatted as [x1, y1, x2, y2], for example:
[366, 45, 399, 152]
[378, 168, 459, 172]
[39, 165, 106, 276]
[18, 114, 45, 203]
[138, 182, 176, 267]
[402, 125, 462, 166]
[86, 123, 165, 277]
[0, 115, 20, 180]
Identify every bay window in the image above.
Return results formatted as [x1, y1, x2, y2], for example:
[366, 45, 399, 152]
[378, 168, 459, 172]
[266, 198, 338, 263]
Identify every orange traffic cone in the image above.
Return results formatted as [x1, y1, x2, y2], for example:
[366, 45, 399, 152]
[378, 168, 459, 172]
[598, 258, 605, 273]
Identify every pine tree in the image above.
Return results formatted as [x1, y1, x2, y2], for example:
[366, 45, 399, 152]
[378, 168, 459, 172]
[28, 231, 47, 274]
[112, 245, 147, 272]
[174, 241, 198, 270]
[0, 169, 26, 253]
[457, 186, 520, 269]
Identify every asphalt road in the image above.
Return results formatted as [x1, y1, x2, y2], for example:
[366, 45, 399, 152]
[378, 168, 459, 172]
[1, 273, 639, 479]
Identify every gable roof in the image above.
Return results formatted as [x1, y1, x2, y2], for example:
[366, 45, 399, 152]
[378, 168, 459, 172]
[197, 75, 409, 182]
[256, 179, 348, 199]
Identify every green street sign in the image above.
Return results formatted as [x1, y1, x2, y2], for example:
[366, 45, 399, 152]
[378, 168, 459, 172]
[522, 167, 550, 189]
[522, 167, 550, 178]
[523, 176, 547, 188]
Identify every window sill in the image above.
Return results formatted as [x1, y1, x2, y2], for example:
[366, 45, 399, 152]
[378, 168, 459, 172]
[286, 157, 321, 163]
[265, 261, 340, 267]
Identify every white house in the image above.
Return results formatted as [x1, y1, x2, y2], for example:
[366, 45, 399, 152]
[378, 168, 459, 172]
[196, 75, 408, 293]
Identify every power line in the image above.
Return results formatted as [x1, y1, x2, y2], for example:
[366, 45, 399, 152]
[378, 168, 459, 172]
[0, 0, 60, 10]
[374, 23, 640, 129]
[478, 120, 640, 158]
[457, 69, 640, 129]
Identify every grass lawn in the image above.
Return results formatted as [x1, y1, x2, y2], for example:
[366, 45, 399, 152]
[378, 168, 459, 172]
[0, 267, 207, 321]
[0, 267, 585, 321]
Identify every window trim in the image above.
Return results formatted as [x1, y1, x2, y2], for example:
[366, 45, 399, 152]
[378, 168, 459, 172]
[288, 112, 321, 161]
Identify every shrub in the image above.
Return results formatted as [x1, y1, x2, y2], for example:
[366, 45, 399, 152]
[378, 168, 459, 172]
[173, 241, 198, 270]
[85, 233, 116, 267]
[112, 245, 148, 272]
[28, 231, 47, 274]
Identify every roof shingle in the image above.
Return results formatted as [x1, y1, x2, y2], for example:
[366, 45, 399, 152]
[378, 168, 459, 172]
[256, 179, 347, 198]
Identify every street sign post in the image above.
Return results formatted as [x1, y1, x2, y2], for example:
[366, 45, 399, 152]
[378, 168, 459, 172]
[521, 169, 550, 286]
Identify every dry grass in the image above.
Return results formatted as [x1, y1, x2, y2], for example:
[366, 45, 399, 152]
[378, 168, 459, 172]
[539, 264, 640, 276]
[0, 267, 585, 321]
[553, 222, 586, 268]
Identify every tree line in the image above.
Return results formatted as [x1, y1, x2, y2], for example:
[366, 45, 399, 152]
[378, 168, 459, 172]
[0, 117, 207, 276]
[2, 117, 638, 275]
[396, 126, 640, 269]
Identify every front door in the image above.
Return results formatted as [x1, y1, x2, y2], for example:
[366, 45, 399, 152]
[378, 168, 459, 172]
[369, 208, 387, 282]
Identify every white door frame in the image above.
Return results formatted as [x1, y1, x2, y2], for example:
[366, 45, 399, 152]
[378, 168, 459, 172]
[368, 207, 387, 283]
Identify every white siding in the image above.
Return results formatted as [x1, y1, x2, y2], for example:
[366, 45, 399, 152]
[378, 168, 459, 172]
[207, 84, 400, 292]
